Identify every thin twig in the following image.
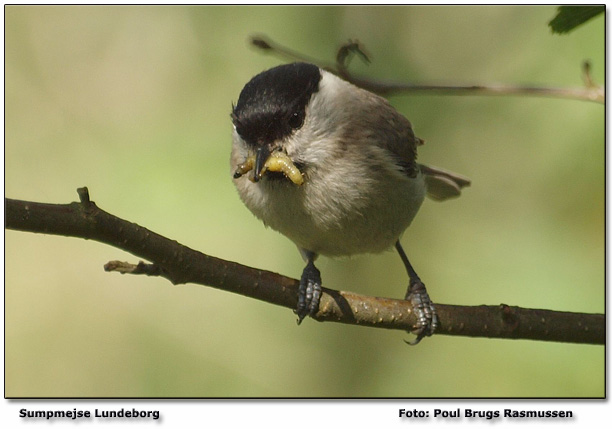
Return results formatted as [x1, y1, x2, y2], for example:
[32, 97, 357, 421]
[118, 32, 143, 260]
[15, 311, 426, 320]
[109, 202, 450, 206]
[5, 190, 604, 345]
[250, 35, 604, 104]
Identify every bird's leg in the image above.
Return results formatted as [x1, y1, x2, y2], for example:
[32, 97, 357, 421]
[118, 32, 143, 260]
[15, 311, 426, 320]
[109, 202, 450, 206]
[395, 241, 438, 344]
[295, 255, 322, 325]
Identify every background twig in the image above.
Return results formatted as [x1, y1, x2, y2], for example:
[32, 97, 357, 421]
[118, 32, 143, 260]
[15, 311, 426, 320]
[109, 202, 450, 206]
[250, 35, 604, 103]
[5, 189, 604, 345]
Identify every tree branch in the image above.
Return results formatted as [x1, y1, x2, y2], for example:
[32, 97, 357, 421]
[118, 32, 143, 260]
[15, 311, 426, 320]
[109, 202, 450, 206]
[5, 189, 604, 345]
[250, 35, 605, 104]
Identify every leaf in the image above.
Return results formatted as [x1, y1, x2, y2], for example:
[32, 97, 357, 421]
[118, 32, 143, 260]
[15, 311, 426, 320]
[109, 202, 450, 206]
[549, 6, 604, 34]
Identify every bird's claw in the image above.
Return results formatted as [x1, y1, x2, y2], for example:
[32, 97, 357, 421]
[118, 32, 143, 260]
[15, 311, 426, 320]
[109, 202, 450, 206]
[295, 260, 322, 324]
[405, 279, 438, 345]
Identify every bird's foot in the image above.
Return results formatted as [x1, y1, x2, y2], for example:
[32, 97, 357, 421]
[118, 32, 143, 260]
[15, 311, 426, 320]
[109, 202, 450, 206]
[405, 278, 438, 345]
[295, 260, 322, 324]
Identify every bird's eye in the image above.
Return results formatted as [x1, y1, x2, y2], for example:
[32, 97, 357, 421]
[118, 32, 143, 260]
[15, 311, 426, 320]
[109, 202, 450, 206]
[288, 112, 304, 130]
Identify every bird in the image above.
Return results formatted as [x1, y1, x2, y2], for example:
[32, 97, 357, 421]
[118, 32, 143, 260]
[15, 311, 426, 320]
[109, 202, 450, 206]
[230, 62, 469, 343]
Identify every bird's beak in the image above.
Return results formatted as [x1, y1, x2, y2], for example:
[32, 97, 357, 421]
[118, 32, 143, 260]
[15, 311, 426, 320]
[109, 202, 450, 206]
[253, 145, 272, 183]
[233, 145, 304, 186]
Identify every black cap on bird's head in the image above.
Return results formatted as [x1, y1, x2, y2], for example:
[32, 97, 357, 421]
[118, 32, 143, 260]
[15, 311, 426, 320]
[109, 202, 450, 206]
[231, 62, 322, 148]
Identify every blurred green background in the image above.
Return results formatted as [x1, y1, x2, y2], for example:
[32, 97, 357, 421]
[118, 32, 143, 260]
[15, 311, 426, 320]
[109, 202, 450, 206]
[5, 5, 604, 397]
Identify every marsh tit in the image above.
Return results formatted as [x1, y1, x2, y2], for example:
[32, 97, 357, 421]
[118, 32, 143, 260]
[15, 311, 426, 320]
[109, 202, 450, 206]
[230, 62, 469, 343]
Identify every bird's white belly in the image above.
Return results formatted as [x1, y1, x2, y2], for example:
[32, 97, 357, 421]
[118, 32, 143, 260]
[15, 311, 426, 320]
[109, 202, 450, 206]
[236, 168, 426, 257]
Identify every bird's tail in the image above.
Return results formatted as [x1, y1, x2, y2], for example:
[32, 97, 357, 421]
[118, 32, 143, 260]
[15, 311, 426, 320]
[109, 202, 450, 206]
[420, 164, 471, 201]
